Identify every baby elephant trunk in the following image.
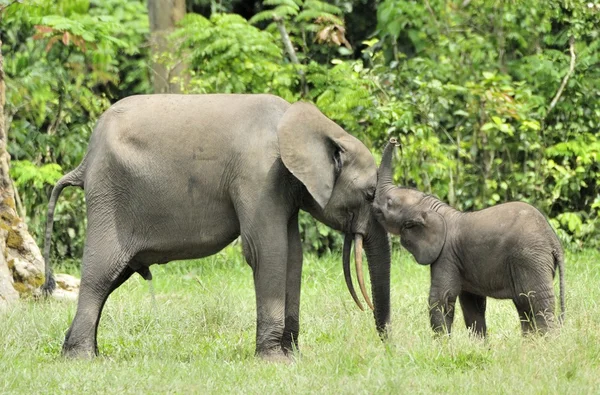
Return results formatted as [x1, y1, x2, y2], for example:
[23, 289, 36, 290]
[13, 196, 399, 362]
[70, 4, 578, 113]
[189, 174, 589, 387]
[375, 138, 399, 201]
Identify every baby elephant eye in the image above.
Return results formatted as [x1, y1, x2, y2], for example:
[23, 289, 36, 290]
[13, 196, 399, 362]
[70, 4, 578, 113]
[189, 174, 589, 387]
[403, 221, 418, 229]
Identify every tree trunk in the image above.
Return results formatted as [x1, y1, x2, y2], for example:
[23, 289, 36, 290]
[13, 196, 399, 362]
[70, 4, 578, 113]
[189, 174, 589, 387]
[0, 38, 45, 307]
[148, 0, 186, 93]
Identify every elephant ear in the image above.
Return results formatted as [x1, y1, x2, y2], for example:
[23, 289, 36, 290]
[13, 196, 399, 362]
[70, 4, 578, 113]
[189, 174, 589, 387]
[277, 101, 347, 209]
[400, 211, 446, 265]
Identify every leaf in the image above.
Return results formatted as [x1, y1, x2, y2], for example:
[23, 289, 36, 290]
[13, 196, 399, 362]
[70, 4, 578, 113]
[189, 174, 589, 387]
[249, 10, 277, 25]
[264, 0, 300, 8]
[45, 35, 60, 52]
[482, 71, 495, 80]
[273, 4, 300, 17]
[481, 122, 496, 132]
[362, 38, 379, 48]
[34, 25, 54, 34]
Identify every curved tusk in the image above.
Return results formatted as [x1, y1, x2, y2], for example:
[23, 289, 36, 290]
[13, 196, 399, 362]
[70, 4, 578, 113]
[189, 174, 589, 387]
[343, 233, 364, 311]
[355, 234, 374, 311]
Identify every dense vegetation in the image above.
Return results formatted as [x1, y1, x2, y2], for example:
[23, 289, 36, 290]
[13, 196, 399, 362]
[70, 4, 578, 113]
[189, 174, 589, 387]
[2, 0, 599, 261]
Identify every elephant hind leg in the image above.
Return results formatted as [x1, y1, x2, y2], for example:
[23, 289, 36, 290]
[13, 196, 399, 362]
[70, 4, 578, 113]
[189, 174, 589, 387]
[513, 287, 556, 335]
[509, 256, 556, 335]
[62, 248, 135, 358]
[459, 291, 487, 337]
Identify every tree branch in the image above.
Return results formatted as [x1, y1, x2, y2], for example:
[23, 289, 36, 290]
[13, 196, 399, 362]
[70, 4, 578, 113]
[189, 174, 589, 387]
[423, 0, 439, 28]
[47, 82, 64, 136]
[274, 16, 299, 64]
[11, 179, 25, 220]
[273, 15, 308, 97]
[547, 36, 576, 118]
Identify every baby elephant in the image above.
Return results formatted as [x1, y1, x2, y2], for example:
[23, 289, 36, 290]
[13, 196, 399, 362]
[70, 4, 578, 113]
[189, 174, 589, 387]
[373, 139, 565, 336]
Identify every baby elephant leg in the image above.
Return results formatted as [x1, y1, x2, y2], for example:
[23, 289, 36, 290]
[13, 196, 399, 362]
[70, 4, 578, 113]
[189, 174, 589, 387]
[429, 289, 457, 336]
[428, 263, 462, 336]
[512, 262, 556, 335]
[513, 288, 555, 335]
[459, 291, 487, 337]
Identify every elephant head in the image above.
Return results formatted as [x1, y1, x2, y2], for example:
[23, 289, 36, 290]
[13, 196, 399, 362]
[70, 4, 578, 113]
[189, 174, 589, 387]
[373, 138, 446, 265]
[277, 102, 391, 334]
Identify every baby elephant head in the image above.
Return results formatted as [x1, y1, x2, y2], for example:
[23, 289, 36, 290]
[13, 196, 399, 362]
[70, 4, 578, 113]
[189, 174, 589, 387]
[373, 139, 447, 265]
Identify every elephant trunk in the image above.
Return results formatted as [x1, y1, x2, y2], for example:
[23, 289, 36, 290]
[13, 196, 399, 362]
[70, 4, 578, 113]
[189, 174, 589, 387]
[376, 138, 399, 200]
[342, 220, 391, 336]
[363, 219, 391, 337]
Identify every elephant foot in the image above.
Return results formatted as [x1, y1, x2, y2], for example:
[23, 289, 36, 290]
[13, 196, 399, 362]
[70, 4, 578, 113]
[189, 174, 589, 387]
[62, 346, 97, 359]
[283, 347, 301, 358]
[281, 334, 299, 356]
[431, 329, 452, 340]
[62, 337, 98, 359]
[257, 348, 294, 364]
[282, 347, 301, 363]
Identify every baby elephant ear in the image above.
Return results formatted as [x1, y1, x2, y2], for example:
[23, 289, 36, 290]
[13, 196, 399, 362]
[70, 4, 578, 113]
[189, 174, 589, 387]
[400, 211, 446, 265]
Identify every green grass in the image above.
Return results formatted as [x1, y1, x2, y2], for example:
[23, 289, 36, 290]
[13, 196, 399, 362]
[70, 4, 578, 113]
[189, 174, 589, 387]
[1, 247, 599, 394]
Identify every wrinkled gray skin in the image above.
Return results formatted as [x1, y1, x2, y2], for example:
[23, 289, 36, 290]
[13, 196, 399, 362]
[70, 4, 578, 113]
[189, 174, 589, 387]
[373, 140, 565, 337]
[42, 94, 391, 361]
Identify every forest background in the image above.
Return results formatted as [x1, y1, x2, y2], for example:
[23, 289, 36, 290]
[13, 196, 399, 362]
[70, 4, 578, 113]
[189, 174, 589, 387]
[2, 0, 599, 266]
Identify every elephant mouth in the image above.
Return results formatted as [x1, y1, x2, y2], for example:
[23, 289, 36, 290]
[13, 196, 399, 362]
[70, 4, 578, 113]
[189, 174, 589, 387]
[372, 205, 384, 223]
[342, 233, 374, 311]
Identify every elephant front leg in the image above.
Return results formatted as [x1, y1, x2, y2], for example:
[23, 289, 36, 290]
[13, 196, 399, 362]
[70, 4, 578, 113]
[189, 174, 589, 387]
[428, 263, 460, 336]
[459, 291, 487, 337]
[281, 214, 303, 355]
[242, 225, 290, 362]
[429, 289, 457, 336]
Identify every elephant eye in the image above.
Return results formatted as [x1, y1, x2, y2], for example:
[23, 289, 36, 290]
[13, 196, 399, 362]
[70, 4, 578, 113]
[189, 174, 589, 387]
[403, 221, 418, 229]
[333, 149, 343, 175]
[366, 188, 375, 202]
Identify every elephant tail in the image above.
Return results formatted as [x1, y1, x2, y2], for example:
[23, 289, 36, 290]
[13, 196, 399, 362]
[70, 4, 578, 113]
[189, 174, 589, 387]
[41, 164, 85, 296]
[553, 248, 565, 324]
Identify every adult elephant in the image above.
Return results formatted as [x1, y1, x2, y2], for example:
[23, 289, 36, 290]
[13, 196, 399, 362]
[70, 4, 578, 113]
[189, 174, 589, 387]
[42, 94, 391, 362]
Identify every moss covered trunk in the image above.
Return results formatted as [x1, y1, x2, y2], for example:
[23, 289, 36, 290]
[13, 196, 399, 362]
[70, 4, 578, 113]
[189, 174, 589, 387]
[0, 38, 45, 307]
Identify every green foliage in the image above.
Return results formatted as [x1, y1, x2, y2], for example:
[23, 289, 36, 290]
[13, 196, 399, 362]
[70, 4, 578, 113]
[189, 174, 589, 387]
[250, 0, 351, 62]
[3, 0, 149, 259]
[173, 13, 298, 97]
[10, 161, 62, 189]
[298, 212, 343, 254]
[250, 0, 343, 28]
[4, 0, 599, 258]
[370, 0, 600, 247]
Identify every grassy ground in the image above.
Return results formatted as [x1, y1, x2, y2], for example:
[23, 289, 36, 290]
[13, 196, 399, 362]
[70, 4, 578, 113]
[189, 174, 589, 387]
[1, 246, 599, 394]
